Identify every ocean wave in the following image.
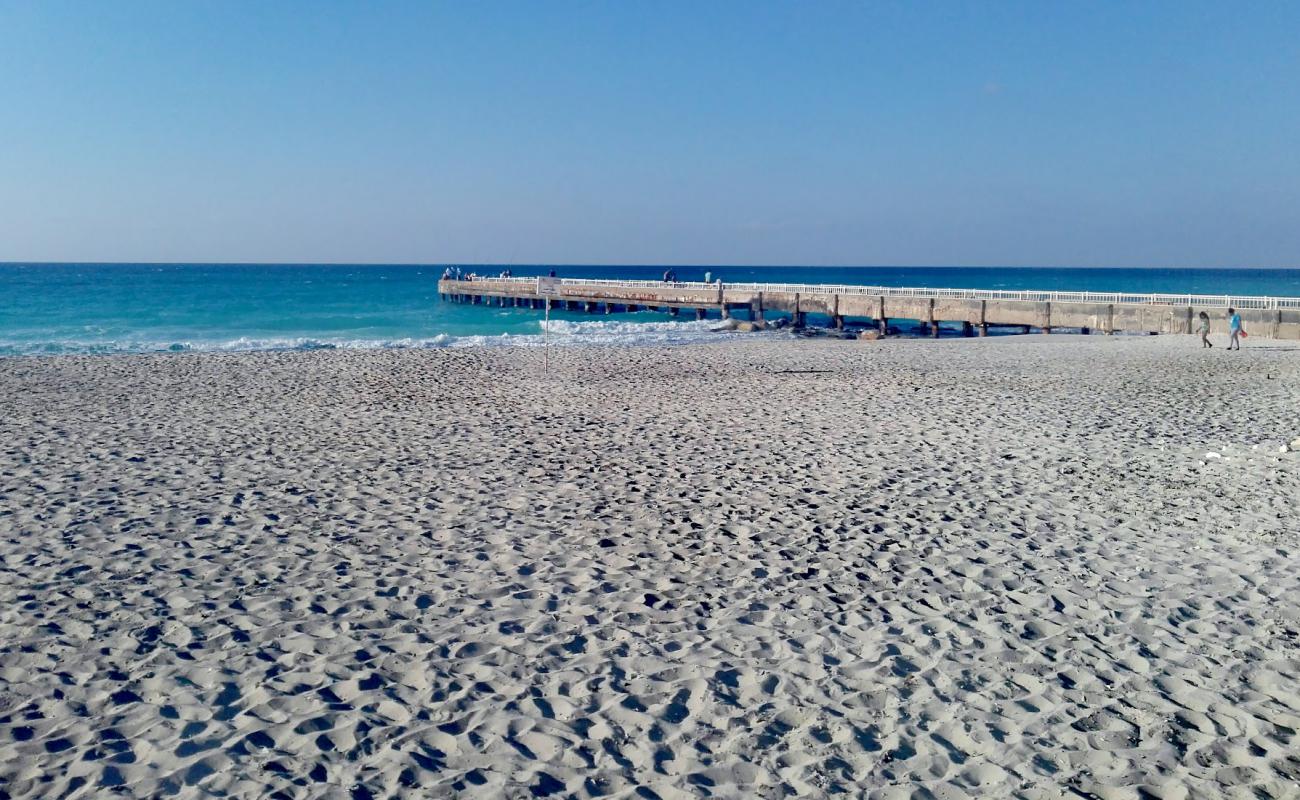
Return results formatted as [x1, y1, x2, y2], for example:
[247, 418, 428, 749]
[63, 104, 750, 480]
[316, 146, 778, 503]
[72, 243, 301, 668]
[0, 319, 766, 357]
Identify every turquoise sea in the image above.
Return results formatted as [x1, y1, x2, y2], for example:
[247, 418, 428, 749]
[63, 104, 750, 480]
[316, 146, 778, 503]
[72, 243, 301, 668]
[3, 263, 1300, 356]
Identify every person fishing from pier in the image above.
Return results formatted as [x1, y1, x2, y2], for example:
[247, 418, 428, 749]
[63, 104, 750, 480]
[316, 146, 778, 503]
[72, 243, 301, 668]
[1198, 311, 1212, 348]
[1227, 307, 1245, 350]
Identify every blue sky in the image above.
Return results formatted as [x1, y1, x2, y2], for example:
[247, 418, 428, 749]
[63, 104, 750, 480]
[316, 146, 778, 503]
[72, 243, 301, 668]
[2, 1, 1298, 267]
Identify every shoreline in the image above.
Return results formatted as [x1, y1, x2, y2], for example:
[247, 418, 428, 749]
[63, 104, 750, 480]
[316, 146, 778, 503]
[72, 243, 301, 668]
[2, 336, 1298, 798]
[0, 324, 1268, 360]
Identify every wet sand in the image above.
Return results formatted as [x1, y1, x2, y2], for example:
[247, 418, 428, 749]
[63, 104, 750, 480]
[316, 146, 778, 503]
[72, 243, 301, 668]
[2, 335, 1299, 799]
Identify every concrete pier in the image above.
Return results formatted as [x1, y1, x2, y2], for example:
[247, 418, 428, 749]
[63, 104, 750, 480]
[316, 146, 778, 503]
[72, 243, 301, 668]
[437, 278, 1300, 340]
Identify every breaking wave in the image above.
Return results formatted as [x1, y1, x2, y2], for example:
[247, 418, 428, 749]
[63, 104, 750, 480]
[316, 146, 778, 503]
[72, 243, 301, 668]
[0, 319, 769, 357]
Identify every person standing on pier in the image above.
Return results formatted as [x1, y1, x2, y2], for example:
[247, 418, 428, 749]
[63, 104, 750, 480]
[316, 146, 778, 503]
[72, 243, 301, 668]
[1198, 311, 1212, 348]
[1227, 307, 1244, 350]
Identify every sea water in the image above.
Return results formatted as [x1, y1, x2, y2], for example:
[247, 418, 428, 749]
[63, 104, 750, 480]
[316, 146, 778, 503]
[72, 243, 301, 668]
[3, 263, 1299, 356]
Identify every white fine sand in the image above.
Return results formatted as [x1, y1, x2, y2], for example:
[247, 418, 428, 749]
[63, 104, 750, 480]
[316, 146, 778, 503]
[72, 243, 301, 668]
[2, 334, 1299, 800]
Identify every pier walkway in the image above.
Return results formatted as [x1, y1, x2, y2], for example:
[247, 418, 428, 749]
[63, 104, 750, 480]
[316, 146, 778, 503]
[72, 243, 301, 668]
[438, 278, 1300, 339]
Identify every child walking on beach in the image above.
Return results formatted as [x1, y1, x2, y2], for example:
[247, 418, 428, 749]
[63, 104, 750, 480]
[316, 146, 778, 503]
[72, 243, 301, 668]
[1227, 307, 1244, 350]
[1198, 311, 1212, 348]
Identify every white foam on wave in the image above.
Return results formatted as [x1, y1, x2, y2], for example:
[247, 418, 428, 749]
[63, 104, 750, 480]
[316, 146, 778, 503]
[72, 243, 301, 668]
[510, 317, 740, 347]
[0, 318, 767, 356]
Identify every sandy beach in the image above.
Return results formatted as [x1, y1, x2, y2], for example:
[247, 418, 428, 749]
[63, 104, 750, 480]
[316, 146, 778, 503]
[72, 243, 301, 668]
[2, 334, 1299, 799]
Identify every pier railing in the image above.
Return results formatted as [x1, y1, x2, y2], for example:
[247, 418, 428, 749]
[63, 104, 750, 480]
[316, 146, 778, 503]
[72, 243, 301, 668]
[458, 276, 1300, 310]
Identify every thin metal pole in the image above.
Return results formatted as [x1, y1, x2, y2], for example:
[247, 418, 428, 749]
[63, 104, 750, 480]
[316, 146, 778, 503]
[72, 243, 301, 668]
[544, 301, 550, 369]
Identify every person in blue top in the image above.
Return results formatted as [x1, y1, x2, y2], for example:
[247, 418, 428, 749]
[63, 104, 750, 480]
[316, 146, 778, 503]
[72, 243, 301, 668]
[1227, 307, 1244, 350]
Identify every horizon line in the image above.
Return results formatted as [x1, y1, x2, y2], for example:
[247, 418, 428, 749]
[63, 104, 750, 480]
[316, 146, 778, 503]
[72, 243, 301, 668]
[3, 261, 1300, 271]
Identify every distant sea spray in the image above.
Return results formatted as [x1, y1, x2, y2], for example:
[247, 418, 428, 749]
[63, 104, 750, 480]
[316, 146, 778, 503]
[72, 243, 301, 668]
[2, 263, 1299, 357]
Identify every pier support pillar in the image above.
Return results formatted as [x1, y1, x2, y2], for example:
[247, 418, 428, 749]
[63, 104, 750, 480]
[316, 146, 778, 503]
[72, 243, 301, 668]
[1105, 304, 1115, 335]
[669, 307, 679, 317]
[979, 323, 988, 337]
[720, 305, 731, 319]
[1081, 326, 1091, 336]
[931, 321, 940, 338]
[750, 293, 765, 323]
[696, 308, 707, 321]
[831, 314, 844, 330]
[962, 321, 975, 337]
[585, 301, 596, 313]
[1042, 326, 1052, 335]
[879, 317, 888, 336]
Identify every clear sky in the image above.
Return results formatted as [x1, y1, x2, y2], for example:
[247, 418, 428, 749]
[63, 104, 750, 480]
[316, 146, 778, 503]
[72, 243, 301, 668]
[2, 1, 1298, 267]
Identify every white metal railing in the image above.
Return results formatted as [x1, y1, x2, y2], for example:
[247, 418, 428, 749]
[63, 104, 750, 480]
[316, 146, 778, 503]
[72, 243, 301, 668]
[439, 276, 1300, 310]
